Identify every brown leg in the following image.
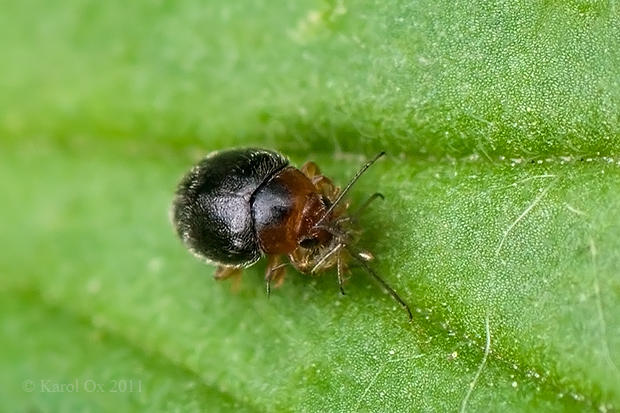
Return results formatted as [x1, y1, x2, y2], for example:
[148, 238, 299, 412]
[214, 266, 243, 292]
[311, 175, 340, 200]
[311, 242, 344, 273]
[301, 161, 340, 200]
[310, 175, 353, 220]
[301, 162, 349, 216]
[288, 248, 313, 274]
[300, 161, 321, 178]
[265, 254, 288, 296]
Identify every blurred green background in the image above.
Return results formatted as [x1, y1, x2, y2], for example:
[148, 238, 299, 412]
[1, 0, 619, 411]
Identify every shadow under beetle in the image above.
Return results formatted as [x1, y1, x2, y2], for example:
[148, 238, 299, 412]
[171, 148, 412, 321]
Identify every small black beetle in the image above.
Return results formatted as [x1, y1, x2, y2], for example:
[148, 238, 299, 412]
[171, 148, 412, 321]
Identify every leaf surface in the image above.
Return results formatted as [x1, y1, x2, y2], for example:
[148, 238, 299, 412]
[1, 0, 619, 411]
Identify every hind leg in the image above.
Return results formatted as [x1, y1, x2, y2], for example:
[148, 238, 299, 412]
[214, 266, 243, 292]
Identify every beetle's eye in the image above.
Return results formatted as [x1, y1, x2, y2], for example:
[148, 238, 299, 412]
[300, 238, 318, 249]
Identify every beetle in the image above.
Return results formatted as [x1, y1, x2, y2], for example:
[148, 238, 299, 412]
[171, 148, 412, 321]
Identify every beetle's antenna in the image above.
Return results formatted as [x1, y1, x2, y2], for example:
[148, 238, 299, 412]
[315, 151, 386, 227]
[346, 246, 413, 322]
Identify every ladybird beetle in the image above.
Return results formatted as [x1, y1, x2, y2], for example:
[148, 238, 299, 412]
[171, 148, 412, 321]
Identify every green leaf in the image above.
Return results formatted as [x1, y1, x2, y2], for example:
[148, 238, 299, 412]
[1, 0, 619, 412]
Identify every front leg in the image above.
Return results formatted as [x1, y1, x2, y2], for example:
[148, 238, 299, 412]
[301, 161, 341, 202]
[300, 161, 321, 178]
[311, 175, 341, 203]
[337, 254, 350, 295]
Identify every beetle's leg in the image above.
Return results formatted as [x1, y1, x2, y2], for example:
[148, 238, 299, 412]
[301, 162, 340, 202]
[301, 161, 349, 218]
[312, 175, 341, 200]
[309, 175, 351, 221]
[311, 243, 344, 274]
[265, 254, 287, 297]
[288, 248, 313, 274]
[214, 265, 242, 280]
[336, 251, 349, 295]
[300, 161, 321, 178]
[214, 266, 243, 292]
